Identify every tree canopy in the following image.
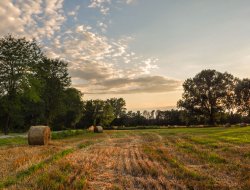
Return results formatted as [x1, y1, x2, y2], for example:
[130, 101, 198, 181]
[177, 70, 236, 125]
[0, 35, 43, 134]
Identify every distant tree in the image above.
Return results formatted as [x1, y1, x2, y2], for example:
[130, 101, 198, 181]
[106, 98, 126, 118]
[51, 88, 84, 130]
[80, 100, 96, 128]
[129, 111, 146, 126]
[235, 78, 250, 116]
[155, 109, 185, 126]
[100, 102, 115, 127]
[0, 35, 43, 134]
[150, 110, 155, 119]
[178, 70, 235, 125]
[80, 99, 115, 128]
[143, 110, 150, 119]
[92, 100, 105, 126]
[37, 58, 71, 126]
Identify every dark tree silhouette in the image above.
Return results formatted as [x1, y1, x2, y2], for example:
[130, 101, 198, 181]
[177, 70, 235, 125]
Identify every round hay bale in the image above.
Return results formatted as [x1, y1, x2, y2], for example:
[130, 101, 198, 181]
[94, 126, 103, 133]
[28, 126, 51, 145]
[87, 125, 95, 132]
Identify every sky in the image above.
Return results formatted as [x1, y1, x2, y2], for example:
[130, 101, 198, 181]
[1, 0, 250, 111]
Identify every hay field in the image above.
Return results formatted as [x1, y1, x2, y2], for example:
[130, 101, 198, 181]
[0, 127, 249, 190]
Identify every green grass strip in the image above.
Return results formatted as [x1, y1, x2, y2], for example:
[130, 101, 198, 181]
[0, 148, 74, 188]
[51, 130, 91, 140]
[176, 142, 227, 164]
[0, 137, 26, 147]
[0, 139, 100, 189]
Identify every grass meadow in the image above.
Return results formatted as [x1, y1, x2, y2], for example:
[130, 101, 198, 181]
[0, 126, 249, 189]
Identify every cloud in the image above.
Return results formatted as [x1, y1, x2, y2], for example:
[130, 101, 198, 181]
[68, 5, 80, 17]
[69, 60, 115, 81]
[140, 58, 159, 74]
[88, 0, 136, 15]
[0, 1, 23, 34]
[125, 0, 136, 4]
[0, 0, 65, 40]
[42, 23, 171, 95]
[73, 76, 181, 94]
[87, 0, 136, 39]
[0, 0, 181, 96]
[88, 0, 111, 15]
[42, 24, 172, 94]
[97, 21, 108, 33]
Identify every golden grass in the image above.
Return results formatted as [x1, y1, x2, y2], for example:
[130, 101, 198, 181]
[1, 128, 250, 189]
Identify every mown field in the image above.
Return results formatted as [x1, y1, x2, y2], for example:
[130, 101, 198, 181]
[0, 126, 249, 190]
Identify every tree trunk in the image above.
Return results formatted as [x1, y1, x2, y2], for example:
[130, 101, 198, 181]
[209, 111, 215, 126]
[4, 114, 10, 135]
[209, 116, 214, 126]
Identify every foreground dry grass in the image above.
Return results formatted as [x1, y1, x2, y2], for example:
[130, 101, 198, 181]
[0, 127, 250, 190]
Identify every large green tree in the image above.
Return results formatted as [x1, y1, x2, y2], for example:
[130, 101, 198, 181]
[178, 70, 235, 125]
[37, 58, 71, 126]
[0, 35, 43, 134]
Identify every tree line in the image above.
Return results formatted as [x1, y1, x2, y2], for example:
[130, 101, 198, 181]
[0, 35, 128, 134]
[0, 35, 249, 134]
[114, 70, 249, 127]
[0, 35, 83, 134]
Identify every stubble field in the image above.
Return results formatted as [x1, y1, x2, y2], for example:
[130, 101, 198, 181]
[0, 126, 249, 190]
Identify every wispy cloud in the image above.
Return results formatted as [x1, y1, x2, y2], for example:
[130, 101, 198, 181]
[88, 0, 136, 15]
[125, 0, 136, 4]
[0, 0, 181, 96]
[88, 0, 111, 15]
[67, 5, 80, 19]
[0, 0, 65, 40]
[74, 75, 181, 94]
[97, 21, 108, 33]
